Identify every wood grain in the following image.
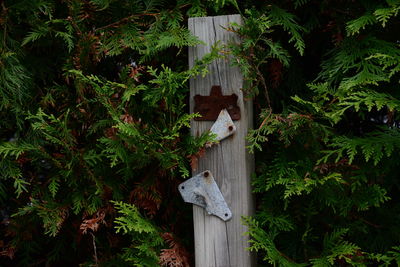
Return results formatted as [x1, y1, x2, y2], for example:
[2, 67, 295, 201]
[189, 15, 255, 267]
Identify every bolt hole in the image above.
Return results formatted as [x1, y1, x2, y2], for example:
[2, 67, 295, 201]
[225, 213, 228, 217]
[181, 186, 185, 190]
[204, 171, 209, 177]
[228, 125, 233, 131]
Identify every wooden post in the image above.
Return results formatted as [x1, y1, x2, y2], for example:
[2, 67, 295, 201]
[189, 15, 255, 267]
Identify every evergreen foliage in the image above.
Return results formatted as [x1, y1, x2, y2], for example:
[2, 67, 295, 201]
[113, 201, 164, 266]
[0, 0, 220, 265]
[2, 0, 400, 266]
[240, 0, 400, 266]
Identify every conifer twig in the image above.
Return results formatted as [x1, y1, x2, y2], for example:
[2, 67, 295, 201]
[94, 3, 191, 32]
[1, 2, 7, 48]
[90, 232, 98, 266]
[95, 12, 159, 32]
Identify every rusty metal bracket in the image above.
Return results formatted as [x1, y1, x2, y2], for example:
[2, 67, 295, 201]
[194, 85, 240, 121]
[178, 170, 232, 221]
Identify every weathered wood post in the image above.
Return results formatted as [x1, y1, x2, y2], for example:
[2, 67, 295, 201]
[188, 15, 255, 267]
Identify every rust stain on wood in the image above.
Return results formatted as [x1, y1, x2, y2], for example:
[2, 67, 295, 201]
[194, 85, 241, 121]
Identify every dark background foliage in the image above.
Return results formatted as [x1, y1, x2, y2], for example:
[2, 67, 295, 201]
[1, 0, 400, 266]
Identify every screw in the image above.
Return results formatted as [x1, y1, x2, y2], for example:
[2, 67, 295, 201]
[204, 171, 209, 177]
[225, 213, 228, 217]
[181, 186, 185, 190]
[228, 125, 233, 131]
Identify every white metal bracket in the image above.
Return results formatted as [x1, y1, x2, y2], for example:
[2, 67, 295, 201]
[207, 109, 236, 147]
[178, 170, 232, 221]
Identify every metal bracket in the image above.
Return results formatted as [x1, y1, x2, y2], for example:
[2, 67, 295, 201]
[207, 109, 236, 147]
[178, 170, 232, 221]
[194, 85, 240, 121]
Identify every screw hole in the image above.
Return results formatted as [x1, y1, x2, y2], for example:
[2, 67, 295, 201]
[228, 125, 233, 131]
[181, 186, 185, 190]
[203, 171, 209, 177]
[225, 213, 228, 217]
